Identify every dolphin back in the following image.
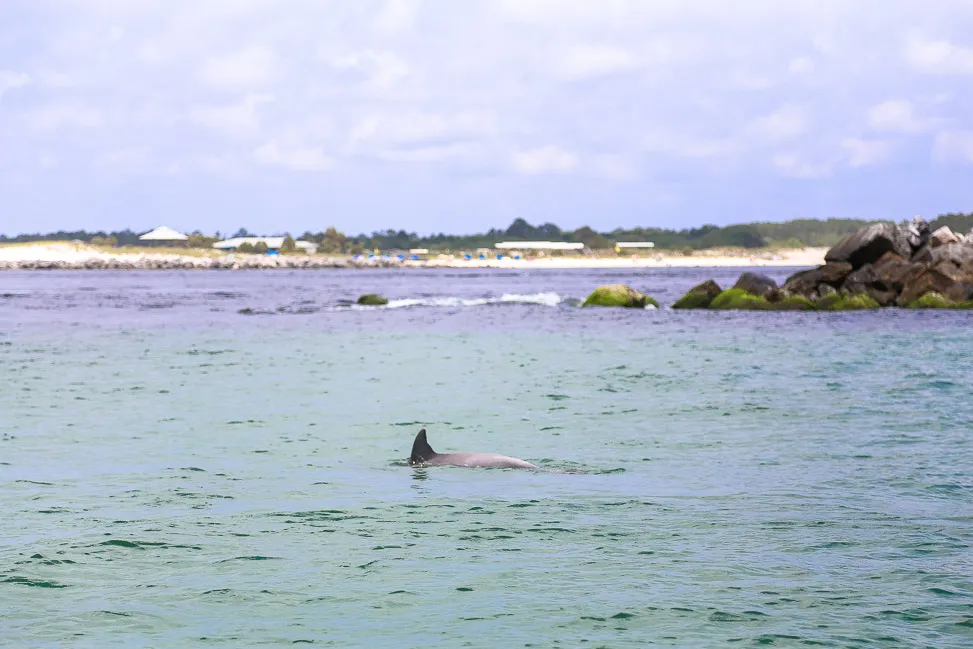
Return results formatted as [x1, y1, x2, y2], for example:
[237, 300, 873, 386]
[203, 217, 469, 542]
[410, 428, 436, 465]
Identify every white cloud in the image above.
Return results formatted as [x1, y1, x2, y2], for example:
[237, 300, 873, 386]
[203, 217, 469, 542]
[330, 50, 411, 93]
[374, 0, 418, 34]
[557, 45, 638, 79]
[199, 46, 277, 89]
[753, 104, 807, 140]
[254, 140, 333, 171]
[772, 153, 831, 179]
[591, 154, 636, 181]
[787, 57, 815, 75]
[933, 130, 973, 163]
[867, 100, 929, 133]
[190, 94, 274, 137]
[512, 146, 579, 174]
[94, 148, 150, 172]
[905, 35, 973, 74]
[842, 138, 892, 167]
[0, 70, 30, 98]
[26, 102, 104, 131]
[642, 131, 738, 158]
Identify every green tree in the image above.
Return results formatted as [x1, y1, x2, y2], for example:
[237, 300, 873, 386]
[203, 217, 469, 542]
[571, 226, 611, 250]
[253, 241, 269, 254]
[281, 235, 297, 253]
[238, 242, 255, 253]
[319, 226, 347, 253]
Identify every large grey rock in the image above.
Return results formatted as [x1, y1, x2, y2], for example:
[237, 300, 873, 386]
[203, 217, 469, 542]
[904, 215, 931, 250]
[825, 222, 912, 269]
[732, 272, 778, 300]
[672, 279, 722, 309]
[929, 226, 960, 248]
[781, 262, 852, 299]
[897, 243, 973, 305]
[843, 253, 916, 306]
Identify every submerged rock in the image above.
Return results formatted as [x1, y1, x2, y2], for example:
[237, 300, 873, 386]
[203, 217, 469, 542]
[708, 288, 771, 310]
[357, 294, 389, 306]
[774, 295, 816, 311]
[815, 292, 880, 311]
[672, 280, 722, 309]
[582, 284, 658, 308]
[906, 292, 954, 309]
[824, 222, 911, 269]
[731, 272, 779, 300]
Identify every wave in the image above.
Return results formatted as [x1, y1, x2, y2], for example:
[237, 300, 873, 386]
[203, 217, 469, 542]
[362, 292, 571, 309]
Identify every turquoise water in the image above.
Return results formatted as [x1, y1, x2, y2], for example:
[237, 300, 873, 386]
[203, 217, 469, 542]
[2, 270, 973, 647]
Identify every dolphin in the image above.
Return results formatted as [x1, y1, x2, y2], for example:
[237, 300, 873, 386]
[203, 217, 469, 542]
[409, 428, 538, 469]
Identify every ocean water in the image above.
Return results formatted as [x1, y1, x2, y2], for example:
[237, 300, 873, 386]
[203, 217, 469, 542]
[2, 268, 972, 648]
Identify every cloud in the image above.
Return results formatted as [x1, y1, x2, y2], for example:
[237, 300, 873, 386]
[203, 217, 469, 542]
[0, 70, 31, 99]
[772, 153, 831, 179]
[905, 35, 973, 75]
[330, 50, 411, 93]
[190, 94, 274, 137]
[787, 57, 815, 75]
[866, 99, 931, 134]
[933, 131, 973, 163]
[842, 138, 892, 167]
[199, 46, 277, 89]
[557, 45, 638, 79]
[753, 104, 808, 141]
[373, 0, 418, 34]
[254, 140, 333, 171]
[26, 102, 104, 131]
[511, 146, 579, 174]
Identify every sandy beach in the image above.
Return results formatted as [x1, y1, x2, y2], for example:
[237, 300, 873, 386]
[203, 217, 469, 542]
[0, 241, 826, 269]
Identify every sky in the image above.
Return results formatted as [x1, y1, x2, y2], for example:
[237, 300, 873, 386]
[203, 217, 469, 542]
[1, 0, 973, 237]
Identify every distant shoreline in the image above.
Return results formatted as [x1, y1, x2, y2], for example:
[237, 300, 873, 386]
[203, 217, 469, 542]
[0, 242, 826, 270]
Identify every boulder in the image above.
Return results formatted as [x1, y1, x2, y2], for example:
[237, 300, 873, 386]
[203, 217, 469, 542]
[774, 295, 815, 311]
[672, 280, 722, 309]
[815, 292, 880, 311]
[906, 292, 953, 309]
[842, 252, 916, 306]
[929, 226, 960, 248]
[904, 215, 931, 250]
[709, 289, 770, 310]
[357, 293, 389, 306]
[781, 262, 852, 298]
[824, 222, 911, 269]
[732, 272, 779, 300]
[582, 284, 658, 308]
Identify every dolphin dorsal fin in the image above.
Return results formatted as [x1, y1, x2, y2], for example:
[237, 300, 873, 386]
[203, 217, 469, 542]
[410, 428, 436, 464]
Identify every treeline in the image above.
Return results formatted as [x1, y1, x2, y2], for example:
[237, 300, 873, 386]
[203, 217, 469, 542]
[3, 214, 971, 252]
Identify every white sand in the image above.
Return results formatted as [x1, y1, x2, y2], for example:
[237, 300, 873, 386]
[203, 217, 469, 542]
[0, 242, 826, 269]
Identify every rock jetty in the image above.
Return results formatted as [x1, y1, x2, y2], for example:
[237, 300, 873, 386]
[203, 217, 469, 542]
[674, 217, 973, 310]
[582, 284, 659, 308]
[0, 255, 403, 271]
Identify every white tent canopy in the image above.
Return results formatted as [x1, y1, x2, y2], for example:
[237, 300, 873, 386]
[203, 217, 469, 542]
[494, 241, 584, 250]
[616, 241, 656, 248]
[213, 237, 317, 253]
[139, 226, 188, 241]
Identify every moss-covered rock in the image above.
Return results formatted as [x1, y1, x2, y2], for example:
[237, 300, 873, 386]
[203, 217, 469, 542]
[774, 295, 816, 311]
[907, 292, 954, 309]
[672, 279, 722, 309]
[357, 293, 389, 306]
[582, 284, 657, 308]
[815, 292, 880, 311]
[953, 300, 973, 309]
[708, 288, 771, 310]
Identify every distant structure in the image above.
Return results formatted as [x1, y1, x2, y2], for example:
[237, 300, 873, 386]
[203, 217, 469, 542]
[139, 226, 188, 244]
[212, 237, 317, 253]
[494, 241, 584, 251]
[615, 241, 655, 249]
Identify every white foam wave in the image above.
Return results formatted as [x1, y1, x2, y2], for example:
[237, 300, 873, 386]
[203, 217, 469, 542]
[376, 292, 565, 309]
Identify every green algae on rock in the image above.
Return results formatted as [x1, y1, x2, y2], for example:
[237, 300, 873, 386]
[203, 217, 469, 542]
[774, 295, 816, 311]
[708, 288, 770, 310]
[357, 294, 389, 306]
[815, 292, 880, 311]
[582, 284, 658, 309]
[672, 280, 722, 309]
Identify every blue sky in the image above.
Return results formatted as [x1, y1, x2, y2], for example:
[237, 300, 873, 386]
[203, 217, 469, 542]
[2, 0, 973, 237]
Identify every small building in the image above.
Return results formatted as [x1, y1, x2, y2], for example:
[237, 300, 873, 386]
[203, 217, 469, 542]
[212, 237, 317, 254]
[139, 226, 189, 245]
[494, 241, 584, 251]
[615, 241, 655, 249]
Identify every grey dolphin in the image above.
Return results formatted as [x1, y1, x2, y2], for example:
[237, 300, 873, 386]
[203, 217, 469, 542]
[409, 428, 538, 469]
